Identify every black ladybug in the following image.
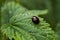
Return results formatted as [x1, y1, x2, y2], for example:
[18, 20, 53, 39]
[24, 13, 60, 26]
[32, 16, 39, 24]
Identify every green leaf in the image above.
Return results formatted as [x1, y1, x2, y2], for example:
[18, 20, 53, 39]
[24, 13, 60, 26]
[1, 1, 27, 24]
[1, 1, 57, 40]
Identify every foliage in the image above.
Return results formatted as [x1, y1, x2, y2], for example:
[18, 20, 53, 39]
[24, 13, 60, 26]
[0, 1, 57, 40]
[16, 0, 60, 40]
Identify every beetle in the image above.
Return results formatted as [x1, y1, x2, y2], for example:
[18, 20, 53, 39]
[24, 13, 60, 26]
[32, 16, 40, 24]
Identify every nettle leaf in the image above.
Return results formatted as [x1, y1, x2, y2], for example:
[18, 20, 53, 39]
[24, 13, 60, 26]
[1, 1, 57, 40]
[1, 1, 27, 24]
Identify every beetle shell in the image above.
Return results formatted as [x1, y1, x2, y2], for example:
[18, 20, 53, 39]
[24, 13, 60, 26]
[32, 16, 39, 24]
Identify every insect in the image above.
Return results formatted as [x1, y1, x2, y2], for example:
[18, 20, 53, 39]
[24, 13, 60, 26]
[32, 16, 40, 24]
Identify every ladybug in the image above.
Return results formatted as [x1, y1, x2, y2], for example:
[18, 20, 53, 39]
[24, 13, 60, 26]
[32, 16, 40, 24]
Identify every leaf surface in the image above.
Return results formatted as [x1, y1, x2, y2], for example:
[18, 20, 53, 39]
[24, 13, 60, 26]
[1, 1, 57, 40]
